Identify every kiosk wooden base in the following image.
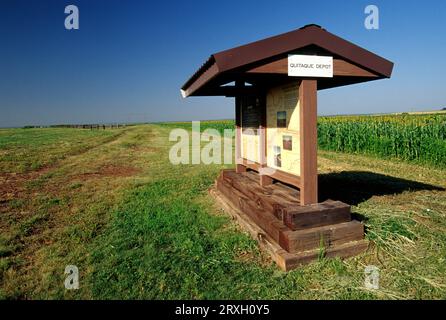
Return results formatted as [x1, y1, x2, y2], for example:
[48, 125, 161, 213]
[210, 169, 369, 271]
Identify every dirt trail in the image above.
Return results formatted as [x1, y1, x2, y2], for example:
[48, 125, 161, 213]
[0, 129, 131, 203]
[1, 125, 162, 298]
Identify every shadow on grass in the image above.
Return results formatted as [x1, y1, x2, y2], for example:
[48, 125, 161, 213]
[318, 170, 445, 207]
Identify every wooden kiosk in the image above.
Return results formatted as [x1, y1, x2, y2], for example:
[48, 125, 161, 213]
[181, 25, 393, 270]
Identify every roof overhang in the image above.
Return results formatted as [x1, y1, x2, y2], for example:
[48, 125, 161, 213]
[181, 24, 393, 97]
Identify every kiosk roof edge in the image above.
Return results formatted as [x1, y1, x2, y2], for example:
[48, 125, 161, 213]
[181, 25, 394, 97]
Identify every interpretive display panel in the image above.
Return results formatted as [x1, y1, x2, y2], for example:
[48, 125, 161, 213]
[240, 96, 260, 163]
[266, 82, 301, 176]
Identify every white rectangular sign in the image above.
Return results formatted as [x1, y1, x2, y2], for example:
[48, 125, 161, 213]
[288, 54, 333, 78]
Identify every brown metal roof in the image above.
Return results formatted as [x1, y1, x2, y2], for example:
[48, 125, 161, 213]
[181, 24, 393, 97]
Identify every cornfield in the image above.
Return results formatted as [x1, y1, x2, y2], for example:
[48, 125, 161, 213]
[318, 113, 446, 167]
[161, 113, 446, 167]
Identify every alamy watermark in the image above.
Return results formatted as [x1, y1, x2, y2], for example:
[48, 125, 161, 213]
[169, 121, 233, 165]
[364, 5, 379, 30]
[63, 5, 379, 31]
[65, 5, 79, 30]
[168, 121, 280, 176]
[364, 265, 379, 289]
[64, 265, 79, 290]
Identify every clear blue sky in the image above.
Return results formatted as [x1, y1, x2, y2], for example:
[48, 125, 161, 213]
[1, 0, 445, 127]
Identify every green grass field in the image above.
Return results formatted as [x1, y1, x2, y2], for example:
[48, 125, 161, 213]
[1, 120, 446, 299]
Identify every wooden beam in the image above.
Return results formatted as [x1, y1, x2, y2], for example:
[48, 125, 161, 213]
[268, 169, 301, 189]
[247, 57, 379, 78]
[258, 95, 272, 186]
[238, 158, 261, 172]
[183, 63, 219, 97]
[334, 59, 378, 77]
[260, 174, 273, 187]
[236, 163, 247, 173]
[236, 162, 302, 190]
[259, 95, 267, 167]
[235, 95, 243, 173]
[299, 80, 318, 205]
[211, 170, 368, 271]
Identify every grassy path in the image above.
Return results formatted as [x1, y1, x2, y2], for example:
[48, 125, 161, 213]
[1, 124, 446, 299]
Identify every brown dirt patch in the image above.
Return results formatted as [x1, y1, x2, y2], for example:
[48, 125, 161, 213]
[101, 164, 141, 177]
[0, 173, 24, 202]
[0, 166, 51, 202]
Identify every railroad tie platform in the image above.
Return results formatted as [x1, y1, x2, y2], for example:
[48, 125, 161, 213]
[210, 169, 368, 271]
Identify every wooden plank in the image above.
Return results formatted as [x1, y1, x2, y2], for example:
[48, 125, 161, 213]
[283, 200, 351, 230]
[243, 170, 262, 182]
[242, 162, 302, 189]
[216, 176, 289, 243]
[258, 93, 271, 186]
[260, 174, 273, 187]
[222, 170, 293, 219]
[299, 80, 318, 205]
[183, 63, 219, 97]
[280, 221, 364, 252]
[237, 159, 302, 190]
[210, 188, 300, 271]
[246, 57, 379, 78]
[268, 169, 301, 189]
[247, 58, 287, 74]
[334, 59, 378, 77]
[259, 94, 267, 167]
[236, 163, 246, 173]
[283, 240, 369, 271]
[324, 240, 369, 260]
[235, 95, 242, 173]
[217, 175, 290, 228]
[238, 158, 261, 172]
[269, 184, 300, 204]
[240, 172, 289, 204]
[216, 170, 364, 255]
[210, 188, 369, 271]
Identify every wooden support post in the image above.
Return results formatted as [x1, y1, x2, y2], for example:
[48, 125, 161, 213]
[299, 80, 318, 205]
[258, 94, 272, 186]
[235, 92, 244, 174]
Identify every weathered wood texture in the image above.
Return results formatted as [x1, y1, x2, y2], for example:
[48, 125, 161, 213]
[282, 200, 351, 230]
[235, 95, 242, 173]
[247, 57, 380, 78]
[213, 169, 367, 270]
[299, 80, 318, 205]
[239, 163, 302, 189]
[280, 220, 364, 252]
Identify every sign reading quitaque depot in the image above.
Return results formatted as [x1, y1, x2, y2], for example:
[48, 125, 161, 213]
[288, 54, 333, 78]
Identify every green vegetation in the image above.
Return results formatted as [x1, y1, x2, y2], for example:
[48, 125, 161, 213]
[1, 119, 446, 299]
[162, 113, 446, 168]
[161, 112, 446, 167]
[0, 128, 120, 173]
[158, 119, 234, 135]
[318, 114, 446, 167]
